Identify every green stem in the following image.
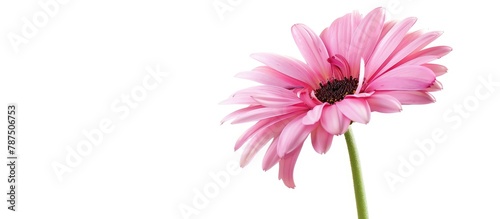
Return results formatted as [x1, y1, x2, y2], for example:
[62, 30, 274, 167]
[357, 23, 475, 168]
[344, 127, 368, 219]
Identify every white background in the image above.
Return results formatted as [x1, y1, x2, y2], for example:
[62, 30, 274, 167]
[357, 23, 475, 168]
[1, 0, 499, 218]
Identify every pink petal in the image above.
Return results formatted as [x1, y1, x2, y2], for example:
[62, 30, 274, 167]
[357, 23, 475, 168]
[249, 86, 304, 107]
[395, 29, 425, 49]
[231, 85, 299, 99]
[278, 144, 303, 188]
[240, 127, 275, 167]
[292, 24, 331, 79]
[366, 93, 402, 113]
[234, 118, 273, 151]
[298, 89, 322, 108]
[277, 114, 316, 157]
[366, 17, 417, 80]
[252, 96, 303, 107]
[380, 20, 397, 39]
[220, 105, 262, 124]
[320, 11, 362, 57]
[336, 98, 371, 124]
[219, 96, 257, 105]
[234, 112, 299, 150]
[262, 138, 280, 171]
[376, 90, 435, 104]
[231, 105, 308, 124]
[378, 31, 443, 75]
[348, 91, 374, 98]
[397, 46, 452, 66]
[235, 66, 308, 88]
[347, 7, 385, 77]
[221, 85, 302, 106]
[320, 104, 350, 135]
[311, 126, 334, 154]
[422, 63, 448, 76]
[365, 65, 436, 91]
[251, 53, 318, 88]
[252, 97, 302, 107]
[426, 80, 443, 91]
[302, 103, 326, 125]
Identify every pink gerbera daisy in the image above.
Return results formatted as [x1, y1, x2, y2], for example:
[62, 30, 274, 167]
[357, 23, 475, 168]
[221, 7, 451, 188]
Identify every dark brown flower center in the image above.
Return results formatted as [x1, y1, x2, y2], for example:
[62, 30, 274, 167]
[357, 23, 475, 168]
[314, 76, 359, 104]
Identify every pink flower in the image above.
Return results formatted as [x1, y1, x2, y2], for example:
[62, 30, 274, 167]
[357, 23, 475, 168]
[221, 7, 451, 188]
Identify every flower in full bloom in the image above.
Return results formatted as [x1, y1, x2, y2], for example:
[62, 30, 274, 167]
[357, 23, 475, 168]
[221, 7, 451, 188]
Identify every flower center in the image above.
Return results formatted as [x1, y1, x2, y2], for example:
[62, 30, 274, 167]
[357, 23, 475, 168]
[314, 76, 359, 104]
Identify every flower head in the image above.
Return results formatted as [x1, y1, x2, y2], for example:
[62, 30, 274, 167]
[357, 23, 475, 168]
[221, 7, 451, 188]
